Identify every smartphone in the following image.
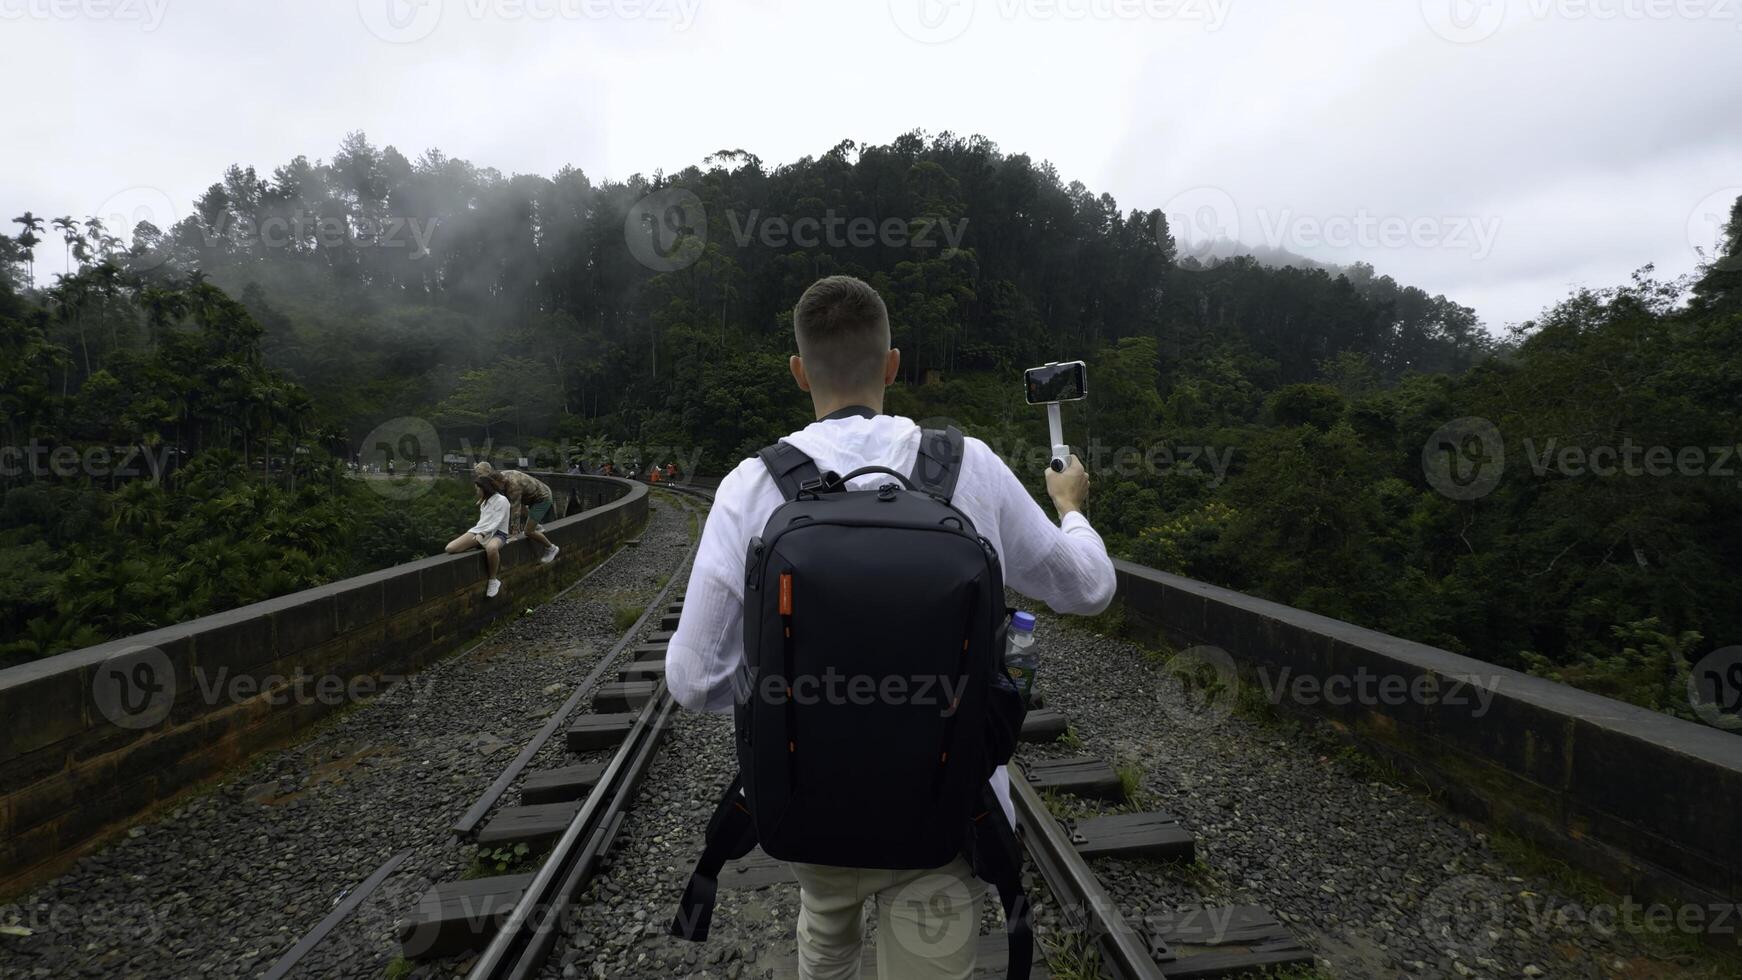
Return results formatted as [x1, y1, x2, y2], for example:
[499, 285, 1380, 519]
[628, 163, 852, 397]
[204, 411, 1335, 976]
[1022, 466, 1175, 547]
[1024, 361, 1088, 404]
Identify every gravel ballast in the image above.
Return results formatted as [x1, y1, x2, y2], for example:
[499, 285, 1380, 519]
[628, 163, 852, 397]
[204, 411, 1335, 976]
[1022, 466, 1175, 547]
[0, 492, 698, 980]
[533, 601, 1728, 980]
[4, 493, 1727, 980]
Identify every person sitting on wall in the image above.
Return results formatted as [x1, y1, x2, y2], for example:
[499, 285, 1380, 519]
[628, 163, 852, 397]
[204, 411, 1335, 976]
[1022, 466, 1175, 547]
[473, 462, 561, 564]
[445, 473, 510, 598]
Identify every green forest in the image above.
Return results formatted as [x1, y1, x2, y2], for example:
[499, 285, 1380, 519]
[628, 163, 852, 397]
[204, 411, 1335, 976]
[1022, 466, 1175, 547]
[3, 131, 1739, 724]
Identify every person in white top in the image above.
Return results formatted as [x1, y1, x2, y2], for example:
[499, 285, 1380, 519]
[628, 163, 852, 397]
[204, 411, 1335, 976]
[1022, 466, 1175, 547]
[446, 473, 512, 598]
[667, 275, 1116, 980]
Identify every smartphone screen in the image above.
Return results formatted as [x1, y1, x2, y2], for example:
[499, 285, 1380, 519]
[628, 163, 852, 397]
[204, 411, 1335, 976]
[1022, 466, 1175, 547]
[1025, 361, 1088, 404]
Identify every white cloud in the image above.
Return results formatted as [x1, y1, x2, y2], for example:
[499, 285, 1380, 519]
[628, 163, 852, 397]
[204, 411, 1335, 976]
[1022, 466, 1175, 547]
[5, 0, 1738, 327]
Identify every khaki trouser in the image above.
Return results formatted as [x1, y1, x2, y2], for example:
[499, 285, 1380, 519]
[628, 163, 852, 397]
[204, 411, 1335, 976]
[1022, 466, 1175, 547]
[789, 856, 986, 980]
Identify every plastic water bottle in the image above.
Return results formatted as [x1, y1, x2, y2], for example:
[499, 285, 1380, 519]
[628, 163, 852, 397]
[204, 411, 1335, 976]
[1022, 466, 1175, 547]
[1004, 611, 1039, 705]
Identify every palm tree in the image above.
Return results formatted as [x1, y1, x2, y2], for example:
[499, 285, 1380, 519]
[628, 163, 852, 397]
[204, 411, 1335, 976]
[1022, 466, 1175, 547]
[137, 286, 188, 352]
[49, 274, 93, 375]
[12, 212, 44, 286]
[52, 216, 77, 272]
[90, 262, 124, 350]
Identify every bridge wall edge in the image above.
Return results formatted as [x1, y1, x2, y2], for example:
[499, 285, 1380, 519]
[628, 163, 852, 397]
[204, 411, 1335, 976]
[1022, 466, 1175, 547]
[1113, 558, 1740, 917]
[0, 476, 648, 897]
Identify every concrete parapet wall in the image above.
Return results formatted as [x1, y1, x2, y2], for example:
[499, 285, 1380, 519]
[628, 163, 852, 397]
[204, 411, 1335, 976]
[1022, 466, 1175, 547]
[1113, 559, 1740, 914]
[0, 476, 647, 895]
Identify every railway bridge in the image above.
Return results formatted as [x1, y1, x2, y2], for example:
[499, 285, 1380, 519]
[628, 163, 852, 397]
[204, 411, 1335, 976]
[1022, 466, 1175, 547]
[0, 475, 1736, 979]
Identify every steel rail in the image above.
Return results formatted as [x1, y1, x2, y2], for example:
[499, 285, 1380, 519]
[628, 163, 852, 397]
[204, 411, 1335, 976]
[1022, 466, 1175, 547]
[453, 492, 702, 838]
[1011, 767, 1168, 980]
[463, 682, 675, 979]
[467, 487, 710, 979]
[258, 849, 412, 980]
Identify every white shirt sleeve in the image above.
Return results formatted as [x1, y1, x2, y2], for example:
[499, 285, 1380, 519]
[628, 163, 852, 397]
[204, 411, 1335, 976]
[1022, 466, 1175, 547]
[665, 438, 1119, 715]
[975, 441, 1118, 616]
[467, 494, 510, 538]
[666, 463, 755, 713]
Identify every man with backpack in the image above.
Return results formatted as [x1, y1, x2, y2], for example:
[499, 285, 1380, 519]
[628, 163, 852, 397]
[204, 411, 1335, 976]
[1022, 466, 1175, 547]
[666, 275, 1117, 979]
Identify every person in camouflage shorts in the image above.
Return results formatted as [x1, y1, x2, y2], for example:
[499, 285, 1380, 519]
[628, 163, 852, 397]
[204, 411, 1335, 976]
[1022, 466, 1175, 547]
[473, 463, 560, 564]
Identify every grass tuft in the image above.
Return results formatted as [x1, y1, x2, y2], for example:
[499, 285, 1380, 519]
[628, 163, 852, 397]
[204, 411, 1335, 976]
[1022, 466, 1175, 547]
[612, 602, 643, 632]
[1040, 929, 1102, 980]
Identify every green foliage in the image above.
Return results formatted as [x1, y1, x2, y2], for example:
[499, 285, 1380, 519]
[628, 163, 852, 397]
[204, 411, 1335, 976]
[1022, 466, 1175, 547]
[1521, 619, 1702, 720]
[465, 841, 534, 879]
[0, 268, 477, 666]
[1267, 382, 1346, 430]
[1115, 759, 1144, 805]
[1039, 930, 1102, 980]
[4, 140, 1738, 733]
[612, 602, 644, 632]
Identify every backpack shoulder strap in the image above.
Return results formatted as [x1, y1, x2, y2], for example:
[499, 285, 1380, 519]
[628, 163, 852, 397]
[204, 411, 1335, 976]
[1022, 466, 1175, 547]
[910, 426, 966, 503]
[757, 442, 822, 501]
[969, 784, 1034, 978]
[670, 773, 759, 942]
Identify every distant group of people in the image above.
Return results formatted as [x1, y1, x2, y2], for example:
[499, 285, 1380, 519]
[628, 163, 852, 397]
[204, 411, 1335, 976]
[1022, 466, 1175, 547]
[559, 458, 682, 483]
[444, 462, 560, 598]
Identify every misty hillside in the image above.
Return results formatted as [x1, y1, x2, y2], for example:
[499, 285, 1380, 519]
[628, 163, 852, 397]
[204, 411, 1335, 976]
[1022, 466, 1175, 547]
[1178, 237, 1343, 274]
[4, 132, 1740, 730]
[94, 131, 1495, 459]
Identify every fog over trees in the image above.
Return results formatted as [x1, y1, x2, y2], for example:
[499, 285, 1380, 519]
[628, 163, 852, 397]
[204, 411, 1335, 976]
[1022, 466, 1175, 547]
[3, 131, 1739, 724]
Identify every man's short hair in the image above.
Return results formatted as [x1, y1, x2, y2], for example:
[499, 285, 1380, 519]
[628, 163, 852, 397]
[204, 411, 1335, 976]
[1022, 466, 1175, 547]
[793, 276, 891, 393]
[473, 461, 494, 477]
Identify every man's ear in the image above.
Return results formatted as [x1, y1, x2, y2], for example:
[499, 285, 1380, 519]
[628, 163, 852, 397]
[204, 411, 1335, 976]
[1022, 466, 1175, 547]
[789, 355, 811, 392]
[884, 348, 901, 386]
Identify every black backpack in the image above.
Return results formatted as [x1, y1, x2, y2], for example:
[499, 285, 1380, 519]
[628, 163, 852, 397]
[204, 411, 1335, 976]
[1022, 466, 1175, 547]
[672, 425, 1033, 974]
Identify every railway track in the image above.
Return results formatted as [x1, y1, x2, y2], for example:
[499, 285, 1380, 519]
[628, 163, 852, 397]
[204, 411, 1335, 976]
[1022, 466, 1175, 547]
[264, 482, 1314, 979]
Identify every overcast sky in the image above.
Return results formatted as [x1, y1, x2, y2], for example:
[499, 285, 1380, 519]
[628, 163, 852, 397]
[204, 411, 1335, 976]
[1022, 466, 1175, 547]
[7, 0, 1740, 328]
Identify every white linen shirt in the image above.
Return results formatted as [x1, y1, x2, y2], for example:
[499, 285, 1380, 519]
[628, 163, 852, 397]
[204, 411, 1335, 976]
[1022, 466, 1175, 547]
[667, 412, 1118, 825]
[467, 493, 511, 539]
